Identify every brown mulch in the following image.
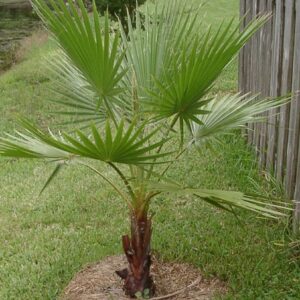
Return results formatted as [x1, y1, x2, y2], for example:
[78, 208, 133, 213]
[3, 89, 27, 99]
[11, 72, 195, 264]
[62, 255, 227, 300]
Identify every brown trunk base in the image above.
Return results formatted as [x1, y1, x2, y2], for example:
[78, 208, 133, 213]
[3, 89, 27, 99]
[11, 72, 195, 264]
[116, 213, 155, 298]
[116, 261, 155, 298]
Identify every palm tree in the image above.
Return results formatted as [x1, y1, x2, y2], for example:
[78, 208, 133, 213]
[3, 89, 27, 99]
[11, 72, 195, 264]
[0, 0, 291, 297]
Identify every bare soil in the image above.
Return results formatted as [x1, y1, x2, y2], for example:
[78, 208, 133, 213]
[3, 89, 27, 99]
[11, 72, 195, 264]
[62, 255, 227, 300]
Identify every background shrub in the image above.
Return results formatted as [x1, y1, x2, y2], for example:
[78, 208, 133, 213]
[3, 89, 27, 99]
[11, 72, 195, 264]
[94, 0, 146, 30]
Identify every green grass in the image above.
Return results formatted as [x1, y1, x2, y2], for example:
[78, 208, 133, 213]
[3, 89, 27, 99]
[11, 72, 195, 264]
[0, 0, 29, 4]
[1, 1, 300, 299]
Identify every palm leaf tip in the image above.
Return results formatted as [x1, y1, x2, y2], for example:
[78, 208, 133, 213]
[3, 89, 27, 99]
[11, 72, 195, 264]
[39, 163, 64, 195]
[0, 129, 70, 159]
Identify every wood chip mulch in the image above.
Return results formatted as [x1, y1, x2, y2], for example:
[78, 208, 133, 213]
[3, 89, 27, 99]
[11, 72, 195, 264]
[62, 255, 227, 300]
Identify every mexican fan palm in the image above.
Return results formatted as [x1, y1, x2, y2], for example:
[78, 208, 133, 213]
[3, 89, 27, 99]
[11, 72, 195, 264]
[0, 0, 291, 297]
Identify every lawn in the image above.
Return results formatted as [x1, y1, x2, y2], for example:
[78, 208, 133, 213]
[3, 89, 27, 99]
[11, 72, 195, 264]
[0, 0, 300, 299]
[0, 0, 29, 4]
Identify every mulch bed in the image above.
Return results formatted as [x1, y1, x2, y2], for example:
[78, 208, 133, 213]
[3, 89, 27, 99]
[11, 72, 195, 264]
[62, 255, 227, 300]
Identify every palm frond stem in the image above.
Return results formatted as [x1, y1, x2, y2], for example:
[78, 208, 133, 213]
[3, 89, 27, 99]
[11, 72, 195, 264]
[80, 161, 134, 210]
[146, 114, 179, 180]
[108, 162, 135, 200]
[103, 95, 118, 128]
[159, 147, 187, 179]
[139, 191, 162, 216]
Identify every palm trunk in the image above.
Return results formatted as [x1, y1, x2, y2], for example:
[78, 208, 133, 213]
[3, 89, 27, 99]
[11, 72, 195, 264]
[116, 212, 155, 298]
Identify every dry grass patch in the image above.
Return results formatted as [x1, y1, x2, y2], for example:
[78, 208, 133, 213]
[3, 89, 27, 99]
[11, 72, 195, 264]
[15, 29, 48, 63]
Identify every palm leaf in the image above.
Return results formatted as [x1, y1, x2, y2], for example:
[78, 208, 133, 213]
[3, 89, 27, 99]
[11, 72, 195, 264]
[48, 51, 108, 125]
[143, 15, 270, 127]
[0, 119, 170, 165]
[119, 0, 203, 117]
[191, 93, 290, 146]
[145, 181, 291, 219]
[31, 0, 126, 114]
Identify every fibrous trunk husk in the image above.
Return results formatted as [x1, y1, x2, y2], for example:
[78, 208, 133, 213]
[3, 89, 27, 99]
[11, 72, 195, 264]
[116, 213, 155, 298]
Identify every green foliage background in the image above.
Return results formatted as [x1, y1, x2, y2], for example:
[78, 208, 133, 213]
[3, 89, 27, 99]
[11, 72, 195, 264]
[95, 0, 146, 12]
[95, 0, 146, 27]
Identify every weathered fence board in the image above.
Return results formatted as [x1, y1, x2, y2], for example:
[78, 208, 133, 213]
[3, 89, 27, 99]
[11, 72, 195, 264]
[295, 137, 300, 231]
[259, 0, 274, 168]
[286, 1, 300, 198]
[247, 2, 255, 145]
[238, 0, 246, 93]
[276, 0, 295, 181]
[266, 0, 283, 171]
[239, 0, 300, 230]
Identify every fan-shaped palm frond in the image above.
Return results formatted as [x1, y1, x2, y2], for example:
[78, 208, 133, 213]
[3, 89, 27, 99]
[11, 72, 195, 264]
[48, 52, 107, 126]
[191, 93, 290, 146]
[145, 181, 292, 219]
[0, 119, 170, 165]
[32, 0, 126, 102]
[143, 16, 270, 127]
[119, 0, 203, 116]
[193, 189, 291, 219]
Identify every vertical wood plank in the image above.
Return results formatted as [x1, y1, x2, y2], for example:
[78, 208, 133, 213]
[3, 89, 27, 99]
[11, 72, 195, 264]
[248, 0, 258, 145]
[253, 0, 263, 151]
[286, 0, 300, 198]
[276, 0, 295, 181]
[240, 0, 248, 138]
[266, 0, 284, 172]
[245, 0, 253, 96]
[294, 134, 300, 232]
[239, 0, 246, 93]
[254, 0, 266, 152]
[293, 0, 300, 230]
[244, 0, 253, 142]
[259, 0, 274, 168]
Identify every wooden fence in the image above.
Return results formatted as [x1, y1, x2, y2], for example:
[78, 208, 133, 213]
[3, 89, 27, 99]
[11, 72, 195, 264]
[239, 0, 300, 230]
